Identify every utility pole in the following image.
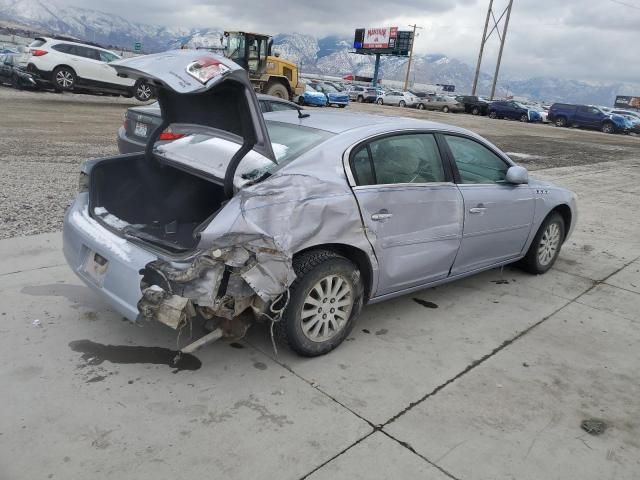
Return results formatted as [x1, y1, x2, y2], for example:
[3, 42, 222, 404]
[471, 0, 515, 99]
[403, 23, 423, 91]
[472, 0, 493, 95]
[490, 0, 513, 100]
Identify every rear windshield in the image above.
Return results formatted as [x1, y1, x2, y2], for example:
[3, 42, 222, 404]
[266, 121, 334, 165]
[29, 39, 46, 48]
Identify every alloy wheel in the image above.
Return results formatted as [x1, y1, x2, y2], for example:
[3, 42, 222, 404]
[537, 222, 561, 266]
[136, 82, 152, 101]
[300, 274, 353, 342]
[56, 70, 74, 88]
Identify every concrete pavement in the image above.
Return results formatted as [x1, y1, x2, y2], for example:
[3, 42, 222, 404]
[1, 159, 639, 479]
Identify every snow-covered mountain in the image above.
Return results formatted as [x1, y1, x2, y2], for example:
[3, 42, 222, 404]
[1, 0, 636, 105]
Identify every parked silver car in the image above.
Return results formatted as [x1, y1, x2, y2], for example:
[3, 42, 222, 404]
[378, 90, 419, 107]
[63, 51, 577, 358]
[417, 95, 464, 113]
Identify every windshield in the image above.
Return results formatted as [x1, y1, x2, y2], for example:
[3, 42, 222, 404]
[266, 121, 334, 164]
[321, 84, 339, 93]
[306, 84, 318, 92]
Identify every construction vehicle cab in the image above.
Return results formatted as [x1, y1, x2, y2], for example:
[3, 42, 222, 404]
[223, 31, 304, 101]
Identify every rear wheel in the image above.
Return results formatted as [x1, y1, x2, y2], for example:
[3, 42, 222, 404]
[471, 106, 480, 115]
[555, 116, 567, 127]
[399, 100, 406, 107]
[417, 103, 425, 110]
[601, 122, 615, 134]
[134, 80, 154, 101]
[376, 98, 384, 105]
[489, 110, 497, 119]
[520, 212, 565, 274]
[265, 82, 288, 99]
[520, 113, 529, 122]
[297, 95, 305, 106]
[357, 95, 364, 103]
[442, 105, 450, 113]
[275, 250, 363, 357]
[52, 66, 75, 91]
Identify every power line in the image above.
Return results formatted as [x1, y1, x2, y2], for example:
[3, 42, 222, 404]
[608, 0, 640, 9]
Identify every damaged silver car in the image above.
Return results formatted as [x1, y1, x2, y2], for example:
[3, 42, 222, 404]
[63, 50, 577, 357]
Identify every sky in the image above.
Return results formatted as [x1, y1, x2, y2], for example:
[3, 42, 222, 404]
[65, 0, 640, 84]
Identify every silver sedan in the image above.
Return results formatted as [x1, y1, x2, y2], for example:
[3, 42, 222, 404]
[63, 51, 577, 358]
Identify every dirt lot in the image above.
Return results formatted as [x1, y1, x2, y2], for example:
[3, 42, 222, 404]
[0, 86, 638, 239]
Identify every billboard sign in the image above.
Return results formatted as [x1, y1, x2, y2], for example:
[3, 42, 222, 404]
[614, 95, 640, 110]
[353, 27, 412, 56]
[360, 26, 398, 49]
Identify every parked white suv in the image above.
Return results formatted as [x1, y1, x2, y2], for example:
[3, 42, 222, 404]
[377, 90, 419, 107]
[26, 37, 154, 101]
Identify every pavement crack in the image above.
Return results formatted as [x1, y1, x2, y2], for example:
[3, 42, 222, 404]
[381, 430, 463, 480]
[0, 262, 65, 278]
[297, 430, 375, 480]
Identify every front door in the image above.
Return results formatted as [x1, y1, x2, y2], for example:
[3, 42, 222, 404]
[441, 134, 535, 275]
[348, 132, 464, 296]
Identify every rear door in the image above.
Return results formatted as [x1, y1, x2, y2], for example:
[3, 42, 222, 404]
[575, 106, 602, 128]
[348, 132, 463, 295]
[441, 134, 535, 274]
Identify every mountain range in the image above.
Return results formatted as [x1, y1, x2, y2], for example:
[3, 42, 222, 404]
[0, 0, 637, 105]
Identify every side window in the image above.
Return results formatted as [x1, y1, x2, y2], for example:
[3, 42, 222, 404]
[84, 48, 101, 60]
[351, 146, 375, 186]
[444, 135, 509, 184]
[351, 134, 445, 186]
[52, 44, 70, 54]
[99, 51, 117, 63]
[269, 101, 297, 112]
[258, 100, 268, 112]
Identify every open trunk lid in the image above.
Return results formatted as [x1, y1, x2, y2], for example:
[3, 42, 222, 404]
[111, 50, 276, 195]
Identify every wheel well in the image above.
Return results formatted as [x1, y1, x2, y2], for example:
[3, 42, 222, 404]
[53, 64, 75, 74]
[295, 244, 374, 302]
[551, 204, 572, 241]
[265, 77, 291, 95]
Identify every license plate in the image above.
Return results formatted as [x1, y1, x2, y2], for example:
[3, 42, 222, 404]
[134, 122, 148, 137]
[82, 250, 109, 286]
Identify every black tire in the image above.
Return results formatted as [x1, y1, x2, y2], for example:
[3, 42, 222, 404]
[489, 110, 497, 119]
[442, 106, 450, 113]
[52, 66, 76, 91]
[275, 250, 364, 357]
[601, 122, 615, 134]
[339, 104, 346, 108]
[520, 212, 565, 274]
[357, 95, 364, 103]
[417, 103, 425, 110]
[134, 80, 154, 101]
[265, 82, 288, 99]
[376, 98, 384, 105]
[399, 100, 406, 107]
[297, 95, 305, 106]
[555, 116, 567, 127]
[520, 113, 529, 122]
[471, 106, 480, 115]
[11, 74, 22, 90]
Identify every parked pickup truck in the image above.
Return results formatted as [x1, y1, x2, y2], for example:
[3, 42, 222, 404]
[547, 103, 631, 134]
[455, 95, 491, 115]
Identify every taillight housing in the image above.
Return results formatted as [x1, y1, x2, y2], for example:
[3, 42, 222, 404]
[30, 49, 48, 57]
[158, 128, 186, 141]
[78, 171, 89, 193]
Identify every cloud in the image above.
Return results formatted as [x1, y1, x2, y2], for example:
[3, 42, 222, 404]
[60, 0, 640, 84]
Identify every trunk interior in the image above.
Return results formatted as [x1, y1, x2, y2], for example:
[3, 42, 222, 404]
[90, 155, 226, 252]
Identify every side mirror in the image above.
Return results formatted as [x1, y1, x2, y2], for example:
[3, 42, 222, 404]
[506, 165, 529, 184]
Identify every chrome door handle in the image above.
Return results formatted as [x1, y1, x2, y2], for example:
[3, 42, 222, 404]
[469, 207, 487, 214]
[371, 212, 393, 221]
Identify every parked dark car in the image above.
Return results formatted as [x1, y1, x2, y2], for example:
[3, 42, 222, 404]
[547, 103, 631, 134]
[488, 101, 544, 123]
[117, 93, 302, 153]
[0, 53, 38, 89]
[456, 95, 491, 115]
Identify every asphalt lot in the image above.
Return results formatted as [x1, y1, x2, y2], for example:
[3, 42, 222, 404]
[1, 87, 639, 479]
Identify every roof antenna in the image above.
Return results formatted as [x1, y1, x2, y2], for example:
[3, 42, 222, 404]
[296, 106, 310, 119]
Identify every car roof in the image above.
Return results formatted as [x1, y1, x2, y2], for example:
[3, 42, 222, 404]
[263, 110, 474, 136]
[36, 36, 116, 54]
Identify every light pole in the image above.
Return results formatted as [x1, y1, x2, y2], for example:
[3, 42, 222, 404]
[403, 23, 423, 91]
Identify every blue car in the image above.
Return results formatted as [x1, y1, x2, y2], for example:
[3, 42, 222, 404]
[548, 103, 630, 134]
[298, 84, 327, 107]
[488, 101, 544, 123]
[310, 82, 349, 108]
